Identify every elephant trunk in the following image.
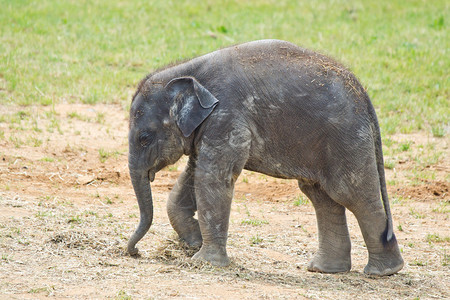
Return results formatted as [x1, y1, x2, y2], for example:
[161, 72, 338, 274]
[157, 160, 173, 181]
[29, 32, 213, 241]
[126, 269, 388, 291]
[128, 168, 153, 255]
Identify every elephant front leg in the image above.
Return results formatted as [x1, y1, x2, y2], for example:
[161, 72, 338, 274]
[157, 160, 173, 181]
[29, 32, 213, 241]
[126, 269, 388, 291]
[191, 169, 237, 267]
[190, 126, 250, 266]
[167, 158, 202, 248]
[300, 183, 352, 273]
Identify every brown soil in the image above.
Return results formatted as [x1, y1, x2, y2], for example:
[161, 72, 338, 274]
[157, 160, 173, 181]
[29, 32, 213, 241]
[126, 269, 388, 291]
[0, 104, 448, 299]
[393, 180, 449, 201]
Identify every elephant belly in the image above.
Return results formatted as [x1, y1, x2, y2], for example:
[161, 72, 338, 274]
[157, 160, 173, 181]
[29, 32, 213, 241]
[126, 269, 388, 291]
[243, 151, 318, 182]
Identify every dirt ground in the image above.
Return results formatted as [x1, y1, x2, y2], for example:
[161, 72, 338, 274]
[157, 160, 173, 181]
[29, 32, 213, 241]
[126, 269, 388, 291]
[0, 103, 449, 299]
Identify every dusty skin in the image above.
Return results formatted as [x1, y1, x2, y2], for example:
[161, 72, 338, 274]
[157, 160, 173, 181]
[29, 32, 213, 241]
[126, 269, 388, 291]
[0, 103, 449, 299]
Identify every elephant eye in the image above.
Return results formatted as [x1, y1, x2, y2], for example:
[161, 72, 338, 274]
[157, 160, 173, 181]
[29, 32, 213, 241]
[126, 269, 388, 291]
[138, 131, 156, 147]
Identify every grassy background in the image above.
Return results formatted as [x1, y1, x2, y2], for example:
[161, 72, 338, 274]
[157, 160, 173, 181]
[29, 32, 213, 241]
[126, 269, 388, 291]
[0, 0, 448, 135]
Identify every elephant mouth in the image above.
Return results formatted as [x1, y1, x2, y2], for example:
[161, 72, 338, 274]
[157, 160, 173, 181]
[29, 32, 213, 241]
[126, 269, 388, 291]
[148, 160, 169, 182]
[149, 169, 156, 182]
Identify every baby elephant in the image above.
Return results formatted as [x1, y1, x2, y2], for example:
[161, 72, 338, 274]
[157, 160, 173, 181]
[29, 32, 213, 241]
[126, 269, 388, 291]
[127, 39, 404, 276]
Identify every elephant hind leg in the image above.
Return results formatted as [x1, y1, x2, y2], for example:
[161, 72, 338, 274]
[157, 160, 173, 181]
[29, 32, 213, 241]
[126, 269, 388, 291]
[324, 170, 404, 276]
[346, 199, 403, 276]
[299, 182, 352, 273]
[167, 158, 202, 248]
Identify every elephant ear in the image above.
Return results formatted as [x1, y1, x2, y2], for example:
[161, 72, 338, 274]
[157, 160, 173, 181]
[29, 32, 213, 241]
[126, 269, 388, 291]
[165, 77, 219, 137]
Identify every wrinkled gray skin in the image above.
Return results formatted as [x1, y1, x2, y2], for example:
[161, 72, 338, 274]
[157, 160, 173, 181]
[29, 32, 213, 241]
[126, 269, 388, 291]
[128, 40, 404, 276]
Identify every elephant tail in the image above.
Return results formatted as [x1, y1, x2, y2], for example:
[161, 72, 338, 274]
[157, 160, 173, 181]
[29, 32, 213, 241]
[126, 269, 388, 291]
[368, 101, 396, 246]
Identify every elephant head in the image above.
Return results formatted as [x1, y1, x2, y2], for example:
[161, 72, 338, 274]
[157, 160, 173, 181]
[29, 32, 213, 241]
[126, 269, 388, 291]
[127, 76, 219, 255]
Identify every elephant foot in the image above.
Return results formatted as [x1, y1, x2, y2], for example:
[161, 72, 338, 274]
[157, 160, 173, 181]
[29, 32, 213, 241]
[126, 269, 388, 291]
[364, 253, 404, 276]
[180, 231, 203, 249]
[364, 239, 404, 276]
[171, 216, 203, 248]
[307, 253, 351, 273]
[192, 244, 230, 267]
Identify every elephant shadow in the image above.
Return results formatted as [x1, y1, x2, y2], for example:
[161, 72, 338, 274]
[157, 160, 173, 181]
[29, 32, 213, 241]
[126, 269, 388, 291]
[128, 237, 414, 293]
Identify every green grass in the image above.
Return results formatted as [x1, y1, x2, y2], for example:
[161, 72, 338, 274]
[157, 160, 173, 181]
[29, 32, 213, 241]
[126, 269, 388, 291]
[293, 194, 309, 206]
[0, 0, 448, 135]
[241, 218, 269, 226]
[67, 112, 90, 122]
[250, 234, 264, 245]
[67, 215, 82, 224]
[432, 201, 450, 214]
[425, 233, 450, 243]
[399, 141, 412, 152]
[28, 287, 55, 295]
[98, 148, 120, 163]
[410, 208, 426, 219]
[115, 290, 132, 300]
